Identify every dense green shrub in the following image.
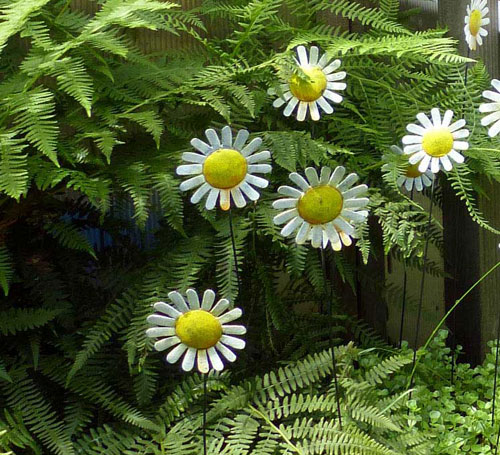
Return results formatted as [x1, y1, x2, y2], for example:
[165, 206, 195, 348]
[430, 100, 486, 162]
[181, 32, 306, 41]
[0, 0, 499, 454]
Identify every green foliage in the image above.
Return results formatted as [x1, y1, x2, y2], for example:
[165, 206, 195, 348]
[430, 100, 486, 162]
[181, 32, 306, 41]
[0, 0, 498, 454]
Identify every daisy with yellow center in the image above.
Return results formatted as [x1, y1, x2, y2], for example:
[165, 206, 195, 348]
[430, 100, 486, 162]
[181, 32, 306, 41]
[402, 108, 469, 174]
[464, 0, 489, 51]
[273, 166, 369, 251]
[480, 79, 500, 137]
[384, 145, 434, 192]
[177, 126, 271, 211]
[146, 289, 246, 373]
[270, 45, 346, 122]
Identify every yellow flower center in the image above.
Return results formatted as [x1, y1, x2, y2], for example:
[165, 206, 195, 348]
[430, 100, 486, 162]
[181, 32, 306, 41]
[297, 185, 343, 225]
[289, 66, 327, 102]
[175, 309, 222, 349]
[203, 148, 248, 190]
[469, 9, 482, 36]
[405, 163, 423, 178]
[422, 127, 453, 157]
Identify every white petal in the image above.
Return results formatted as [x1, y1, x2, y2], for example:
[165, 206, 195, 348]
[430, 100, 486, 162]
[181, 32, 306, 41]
[341, 210, 367, 223]
[247, 150, 270, 163]
[430, 108, 441, 127]
[233, 129, 250, 150]
[326, 71, 346, 82]
[323, 59, 341, 74]
[297, 101, 308, 121]
[325, 222, 340, 246]
[221, 125, 232, 147]
[273, 198, 298, 210]
[241, 137, 262, 157]
[201, 289, 216, 310]
[452, 129, 470, 139]
[402, 135, 423, 145]
[448, 119, 466, 132]
[205, 129, 221, 148]
[490, 79, 500, 93]
[397, 176, 406, 187]
[343, 197, 369, 209]
[316, 96, 333, 114]
[309, 46, 319, 66]
[296, 45, 308, 66]
[245, 174, 269, 188]
[329, 166, 346, 185]
[310, 225, 322, 248]
[281, 216, 302, 237]
[220, 335, 246, 350]
[421, 173, 433, 186]
[448, 150, 465, 164]
[416, 112, 433, 129]
[479, 102, 499, 113]
[404, 144, 423, 154]
[337, 173, 358, 191]
[191, 183, 211, 204]
[317, 52, 328, 68]
[418, 155, 432, 173]
[231, 187, 246, 208]
[154, 336, 180, 352]
[441, 110, 454, 127]
[218, 308, 242, 324]
[146, 327, 176, 337]
[205, 188, 220, 210]
[405, 178, 413, 191]
[154, 302, 181, 318]
[319, 167, 331, 184]
[181, 347, 196, 371]
[440, 155, 453, 172]
[408, 151, 426, 165]
[179, 175, 205, 192]
[342, 184, 367, 199]
[406, 124, 426, 136]
[239, 181, 260, 201]
[166, 344, 188, 364]
[191, 138, 212, 154]
[309, 101, 320, 121]
[483, 90, 500, 102]
[211, 298, 230, 316]
[431, 157, 440, 174]
[339, 231, 352, 247]
[333, 217, 355, 235]
[322, 90, 342, 104]
[273, 96, 286, 108]
[327, 82, 346, 91]
[147, 314, 175, 327]
[488, 120, 500, 137]
[168, 291, 189, 312]
[305, 167, 320, 186]
[222, 325, 247, 335]
[284, 97, 299, 117]
[182, 152, 206, 163]
[290, 172, 310, 191]
[248, 164, 272, 174]
[481, 110, 500, 126]
[207, 347, 224, 371]
[186, 288, 200, 309]
[274, 208, 299, 225]
[278, 185, 303, 198]
[219, 189, 230, 210]
[295, 221, 311, 244]
[453, 141, 469, 151]
[197, 349, 210, 374]
[414, 177, 423, 192]
[216, 342, 237, 362]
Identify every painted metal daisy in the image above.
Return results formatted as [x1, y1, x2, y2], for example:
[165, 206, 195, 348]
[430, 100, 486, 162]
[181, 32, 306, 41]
[385, 145, 434, 192]
[402, 108, 469, 174]
[146, 289, 246, 374]
[480, 79, 500, 137]
[273, 166, 369, 251]
[177, 126, 271, 211]
[270, 45, 346, 122]
[464, 0, 489, 51]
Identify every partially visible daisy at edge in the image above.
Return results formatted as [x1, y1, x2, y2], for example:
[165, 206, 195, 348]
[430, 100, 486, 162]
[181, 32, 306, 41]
[480, 79, 500, 137]
[383, 145, 434, 192]
[402, 108, 469, 174]
[177, 126, 272, 211]
[464, 0, 489, 51]
[273, 166, 369, 251]
[146, 289, 246, 374]
[269, 45, 346, 122]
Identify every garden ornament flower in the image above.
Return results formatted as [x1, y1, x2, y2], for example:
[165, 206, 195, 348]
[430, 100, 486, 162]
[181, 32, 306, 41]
[146, 289, 246, 373]
[480, 79, 500, 137]
[402, 108, 469, 174]
[270, 45, 346, 121]
[464, 0, 489, 51]
[273, 166, 369, 251]
[177, 126, 271, 211]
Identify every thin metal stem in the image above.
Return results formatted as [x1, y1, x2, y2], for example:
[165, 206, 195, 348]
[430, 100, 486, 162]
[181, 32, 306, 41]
[493, 313, 500, 426]
[228, 209, 242, 298]
[409, 179, 435, 389]
[399, 188, 414, 348]
[203, 374, 207, 455]
[320, 248, 343, 429]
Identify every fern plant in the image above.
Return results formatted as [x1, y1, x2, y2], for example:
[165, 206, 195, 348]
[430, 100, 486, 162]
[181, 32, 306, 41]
[0, 0, 499, 454]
